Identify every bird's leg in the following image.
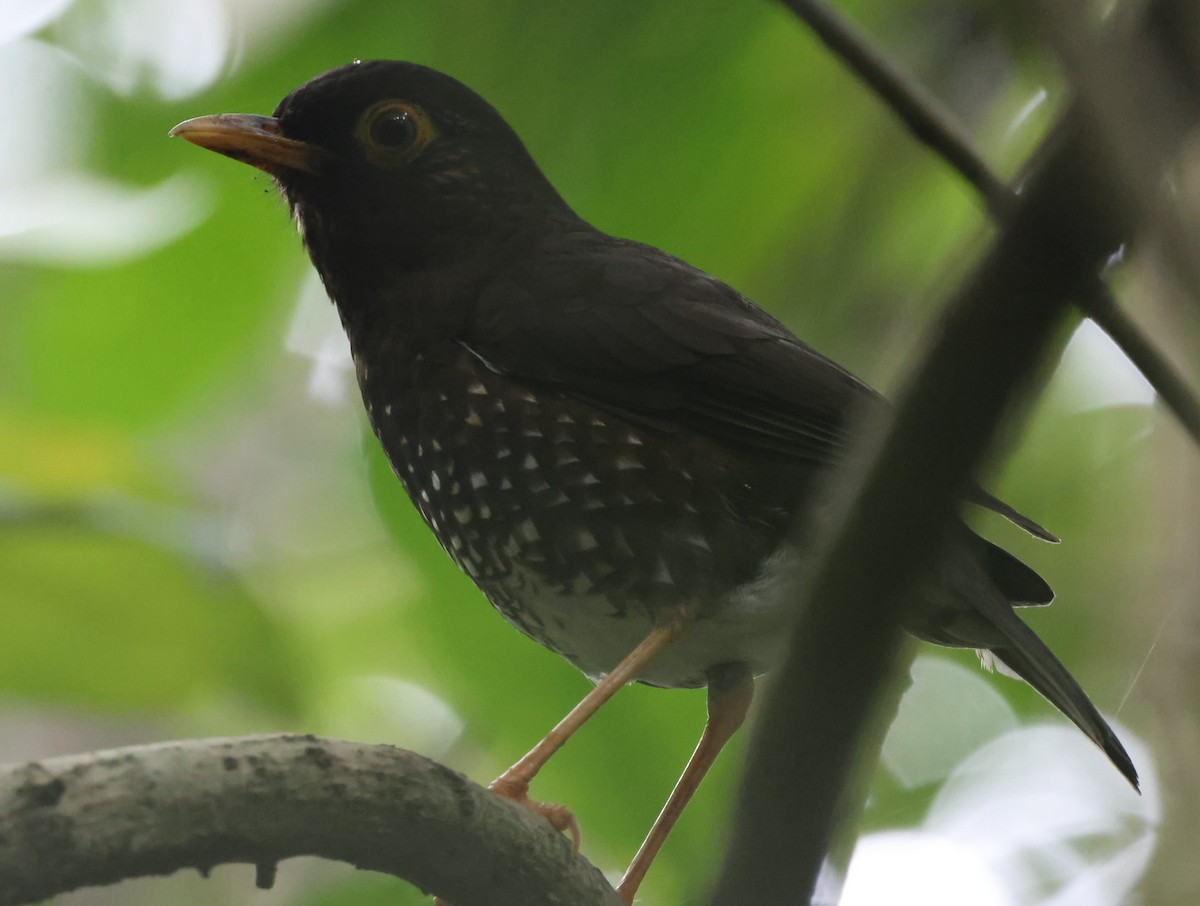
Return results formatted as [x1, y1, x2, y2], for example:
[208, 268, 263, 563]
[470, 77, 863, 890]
[616, 662, 754, 905]
[489, 611, 691, 848]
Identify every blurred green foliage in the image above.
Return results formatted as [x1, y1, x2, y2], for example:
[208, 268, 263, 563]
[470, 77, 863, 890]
[2, 1, 1196, 904]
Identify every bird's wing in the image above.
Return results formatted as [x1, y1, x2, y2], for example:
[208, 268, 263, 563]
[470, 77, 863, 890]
[463, 231, 1055, 539]
[463, 233, 873, 466]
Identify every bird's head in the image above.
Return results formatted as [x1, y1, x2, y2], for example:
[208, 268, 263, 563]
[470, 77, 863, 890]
[172, 61, 572, 295]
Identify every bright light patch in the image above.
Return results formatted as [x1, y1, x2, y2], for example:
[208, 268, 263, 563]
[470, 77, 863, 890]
[55, 0, 230, 99]
[285, 273, 354, 406]
[883, 655, 1018, 788]
[0, 173, 211, 265]
[1057, 319, 1156, 413]
[1, 0, 74, 44]
[843, 831, 1016, 906]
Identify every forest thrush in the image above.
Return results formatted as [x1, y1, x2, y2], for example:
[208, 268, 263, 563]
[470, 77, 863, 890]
[172, 60, 1138, 904]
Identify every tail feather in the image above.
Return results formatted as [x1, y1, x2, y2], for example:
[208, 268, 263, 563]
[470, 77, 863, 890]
[977, 537, 1054, 606]
[989, 613, 1139, 790]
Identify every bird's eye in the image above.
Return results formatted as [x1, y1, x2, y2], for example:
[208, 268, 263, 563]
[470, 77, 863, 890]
[356, 100, 436, 165]
[369, 107, 416, 149]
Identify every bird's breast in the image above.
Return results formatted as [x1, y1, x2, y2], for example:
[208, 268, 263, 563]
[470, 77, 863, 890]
[356, 341, 797, 686]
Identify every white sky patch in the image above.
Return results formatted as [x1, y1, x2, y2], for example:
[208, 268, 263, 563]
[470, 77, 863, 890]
[0, 40, 211, 265]
[0, 40, 88, 181]
[1, 0, 76, 44]
[1056, 318, 1156, 413]
[843, 831, 1017, 906]
[860, 661, 1159, 905]
[47, 0, 338, 100]
[0, 172, 211, 265]
[53, 0, 230, 99]
[883, 656, 1018, 789]
[285, 272, 354, 407]
[1, 0, 341, 264]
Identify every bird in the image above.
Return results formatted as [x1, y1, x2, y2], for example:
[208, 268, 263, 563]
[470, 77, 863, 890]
[171, 60, 1138, 903]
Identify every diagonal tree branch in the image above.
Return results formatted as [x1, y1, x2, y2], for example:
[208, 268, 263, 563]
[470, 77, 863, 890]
[778, 0, 1200, 449]
[0, 734, 622, 906]
[778, 0, 1011, 215]
[708, 45, 1192, 897]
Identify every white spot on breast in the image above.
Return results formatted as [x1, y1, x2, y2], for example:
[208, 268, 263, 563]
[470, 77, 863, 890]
[466, 410, 483, 427]
[419, 489, 430, 503]
[467, 381, 487, 395]
[431, 472, 441, 491]
[581, 472, 601, 486]
[612, 531, 634, 558]
[517, 518, 540, 542]
[453, 506, 473, 523]
[556, 413, 574, 424]
[479, 504, 492, 519]
[522, 453, 538, 470]
[555, 451, 580, 466]
[575, 529, 599, 551]
[499, 476, 513, 491]
[615, 454, 644, 471]
[522, 428, 543, 438]
[470, 472, 488, 489]
[625, 434, 644, 445]
[652, 558, 674, 585]
[384, 404, 393, 416]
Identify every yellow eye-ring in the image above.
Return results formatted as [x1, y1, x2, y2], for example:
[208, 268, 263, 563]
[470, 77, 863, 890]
[356, 100, 437, 165]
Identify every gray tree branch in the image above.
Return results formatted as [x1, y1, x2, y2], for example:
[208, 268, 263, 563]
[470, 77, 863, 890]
[0, 734, 622, 906]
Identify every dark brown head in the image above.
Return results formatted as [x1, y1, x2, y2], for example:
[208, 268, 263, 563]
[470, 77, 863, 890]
[171, 61, 574, 293]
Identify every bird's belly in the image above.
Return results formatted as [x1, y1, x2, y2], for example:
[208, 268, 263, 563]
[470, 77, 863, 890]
[484, 545, 797, 688]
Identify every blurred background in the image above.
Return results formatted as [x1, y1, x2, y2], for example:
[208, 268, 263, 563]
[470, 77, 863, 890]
[2, 1, 1198, 904]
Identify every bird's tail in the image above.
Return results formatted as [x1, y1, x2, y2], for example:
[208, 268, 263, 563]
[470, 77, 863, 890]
[989, 609, 1139, 791]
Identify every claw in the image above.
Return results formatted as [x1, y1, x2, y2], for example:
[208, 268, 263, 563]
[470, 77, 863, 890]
[489, 776, 583, 851]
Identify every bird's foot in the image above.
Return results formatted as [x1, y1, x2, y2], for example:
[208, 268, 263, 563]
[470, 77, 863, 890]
[489, 775, 582, 852]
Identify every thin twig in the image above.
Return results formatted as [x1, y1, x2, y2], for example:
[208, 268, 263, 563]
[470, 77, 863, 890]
[778, 0, 1011, 215]
[778, 0, 1200, 449]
